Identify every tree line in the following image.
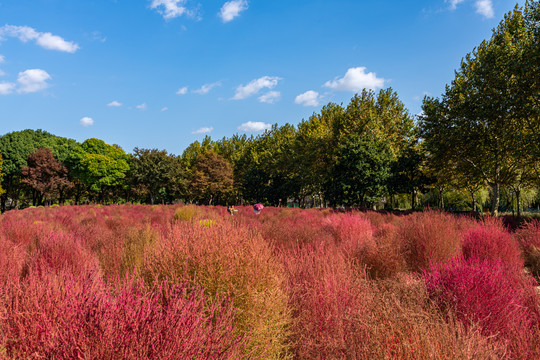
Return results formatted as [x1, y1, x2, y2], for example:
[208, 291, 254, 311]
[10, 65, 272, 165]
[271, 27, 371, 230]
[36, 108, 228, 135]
[0, 2, 538, 215]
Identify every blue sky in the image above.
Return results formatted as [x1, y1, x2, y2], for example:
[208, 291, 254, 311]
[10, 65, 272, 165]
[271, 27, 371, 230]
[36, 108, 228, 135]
[0, 0, 524, 155]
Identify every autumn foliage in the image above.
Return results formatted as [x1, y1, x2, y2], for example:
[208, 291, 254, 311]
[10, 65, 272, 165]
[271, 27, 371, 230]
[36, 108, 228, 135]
[0, 205, 539, 359]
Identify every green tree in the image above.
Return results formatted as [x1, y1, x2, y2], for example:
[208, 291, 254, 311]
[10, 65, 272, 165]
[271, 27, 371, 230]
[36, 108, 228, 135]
[238, 124, 299, 206]
[189, 150, 234, 205]
[130, 148, 185, 204]
[78, 138, 130, 202]
[0, 129, 78, 211]
[0, 152, 5, 197]
[294, 103, 343, 206]
[421, 2, 539, 215]
[326, 132, 393, 208]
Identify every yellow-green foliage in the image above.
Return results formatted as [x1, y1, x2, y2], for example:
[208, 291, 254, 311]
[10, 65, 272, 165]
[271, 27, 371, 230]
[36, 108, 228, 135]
[173, 205, 198, 221]
[143, 222, 292, 359]
[120, 226, 157, 277]
[199, 219, 215, 228]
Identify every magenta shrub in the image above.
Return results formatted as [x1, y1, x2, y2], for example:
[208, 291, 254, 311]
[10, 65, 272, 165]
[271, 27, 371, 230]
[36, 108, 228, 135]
[461, 219, 523, 270]
[1, 272, 247, 360]
[398, 211, 462, 271]
[424, 257, 540, 358]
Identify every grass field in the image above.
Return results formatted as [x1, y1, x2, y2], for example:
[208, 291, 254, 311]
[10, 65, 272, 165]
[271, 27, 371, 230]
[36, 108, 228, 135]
[1, 205, 539, 359]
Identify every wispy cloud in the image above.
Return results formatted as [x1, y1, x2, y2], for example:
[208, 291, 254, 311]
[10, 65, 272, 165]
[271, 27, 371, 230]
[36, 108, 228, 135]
[447, 0, 465, 10]
[0, 55, 5, 63]
[258, 91, 281, 104]
[176, 86, 188, 95]
[150, 0, 194, 19]
[219, 0, 248, 22]
[238, 121, 272, 132]
[0, 82, 15, 95]
[17, 69, 51, 93]
[161, 107, 169, 112]
[446, 0, 494, 18]
[0, 25, 79, 53]
[324, 67, 384, 92]
[136, 103, 147, 110]
[107, 100, 122, 107]
[295, 90, 321, 107]
[233, 76, 281, 100]
[80, 117, 94, 127]
[193, 82, 221, 94]
[192, 126, 214, 134]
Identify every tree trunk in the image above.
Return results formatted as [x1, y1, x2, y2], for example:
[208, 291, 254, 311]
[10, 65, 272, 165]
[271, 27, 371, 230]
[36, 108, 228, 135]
[471, 191, 477, 212]
[490, 182, 500, 216]
[411, 190, 417, 210]
[516, 187, 521, 217]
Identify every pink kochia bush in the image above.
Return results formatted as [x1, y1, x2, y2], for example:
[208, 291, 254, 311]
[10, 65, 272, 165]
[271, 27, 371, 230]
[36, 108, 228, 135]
[424, 257, 540, 358]
[283, 242, 373, 359]
[461, 218, 523, 270]
[397, 211, 462, 271]
[0, 271, 248, 360]
[516, 220, 540, 274]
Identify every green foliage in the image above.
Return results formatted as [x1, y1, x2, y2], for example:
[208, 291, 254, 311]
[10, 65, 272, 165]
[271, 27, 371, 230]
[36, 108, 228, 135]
[189, 150, 234, 205]
[173, 205, 199, 221]
[0, 153, 4, 197]
[78, 138, 130, 198]
[326, 132, 393, 207]
[420, 2, 540, 215]
[130, 148, 185, 204]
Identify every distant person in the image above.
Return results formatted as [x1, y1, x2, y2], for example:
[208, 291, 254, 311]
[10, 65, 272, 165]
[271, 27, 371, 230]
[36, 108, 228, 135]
[253, 203, 264, 214]
[227, 205, 237, 216]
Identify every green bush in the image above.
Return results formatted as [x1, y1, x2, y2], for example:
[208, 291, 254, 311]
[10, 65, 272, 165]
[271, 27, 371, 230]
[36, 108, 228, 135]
[173, 205, 198, 221]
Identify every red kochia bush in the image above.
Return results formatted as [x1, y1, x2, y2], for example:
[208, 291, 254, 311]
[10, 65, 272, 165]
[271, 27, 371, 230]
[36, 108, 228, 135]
[1, 271, 247, 360]
[424, 257, 540, 358]
[461, 219, 523, 270]
[398, 211, 462, 271]
[516, 220, 540, 274]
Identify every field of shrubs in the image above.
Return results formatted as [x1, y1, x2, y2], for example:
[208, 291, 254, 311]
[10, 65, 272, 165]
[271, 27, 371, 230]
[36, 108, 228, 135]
[0, 205, 539, 359]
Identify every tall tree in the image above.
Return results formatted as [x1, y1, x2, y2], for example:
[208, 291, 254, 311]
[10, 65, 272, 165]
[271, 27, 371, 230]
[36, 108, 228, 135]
[326, 132, 393, 208]
[78, 138, 130, 202]
[130, 148, 185, 204]
[0, 129, 78, 211]
[421, 2, 539, 215]
[294, 103, 343, 206]
[21, 148, 72, 206]
[189, 150, 234, 205]
[0, 152, 4, 197]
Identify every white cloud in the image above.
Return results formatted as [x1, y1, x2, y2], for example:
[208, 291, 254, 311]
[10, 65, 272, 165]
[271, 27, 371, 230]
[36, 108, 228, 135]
[220, 0, 248, 22]
[150, 0, 192, 19]
[238, 121, 272, 132]
[176, 86, 188, 95]
[258, 91, 281, 104]
[80, 117, 94, 127]
[233, 76, 281, 100]
[192, 126, 214, 134]
[0, 70, 5, 77]
[193, 82, 221, 94]
[17, 69, 51, 93]
[295, 90, 321, 107]
[447, 0, 465, 10]
[161, 107, 168, 111]
[136, 103, 148, 110]
[0, 55, 4, 63]
[446, 0, 494, 18]
[324, 67, 385, 92]
[0, 82, 15, 95]
[0, 25, 79, 53]
[107, 100, 122, 107]
[475, 0, 494, 18]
